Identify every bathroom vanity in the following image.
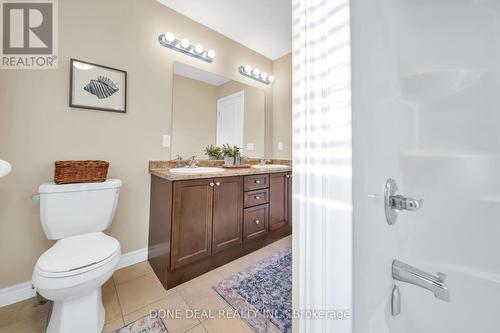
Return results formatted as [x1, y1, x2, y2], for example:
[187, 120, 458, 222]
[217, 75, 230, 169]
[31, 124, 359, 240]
[147, 162, 292, 289]
[147, 62, 293, 289]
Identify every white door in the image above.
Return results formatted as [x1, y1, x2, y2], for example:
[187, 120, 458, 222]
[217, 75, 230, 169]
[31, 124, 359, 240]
[217, 91, 244, 149]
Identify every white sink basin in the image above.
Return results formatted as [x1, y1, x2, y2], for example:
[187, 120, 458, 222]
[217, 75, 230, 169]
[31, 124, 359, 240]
[251, 164, 289, 170]
[170, 167, 225, 174]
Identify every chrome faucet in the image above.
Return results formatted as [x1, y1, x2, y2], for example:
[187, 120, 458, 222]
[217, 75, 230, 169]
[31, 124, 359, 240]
[259, 159, 270, 166]
[392, 260, 450, 302]
[187, 156, 199, 168]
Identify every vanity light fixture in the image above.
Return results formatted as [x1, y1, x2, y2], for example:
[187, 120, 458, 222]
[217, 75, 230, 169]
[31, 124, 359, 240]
[158, 32, 215, 63]
[239, 65, 274, 84]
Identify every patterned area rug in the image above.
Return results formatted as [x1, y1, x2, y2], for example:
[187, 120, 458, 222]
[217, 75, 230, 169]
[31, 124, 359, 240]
[213, 248, 292, 333]
[113, 311, 168, 333]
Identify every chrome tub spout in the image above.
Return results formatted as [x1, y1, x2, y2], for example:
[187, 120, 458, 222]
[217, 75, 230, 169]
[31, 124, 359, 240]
[392, 260, 450, 302]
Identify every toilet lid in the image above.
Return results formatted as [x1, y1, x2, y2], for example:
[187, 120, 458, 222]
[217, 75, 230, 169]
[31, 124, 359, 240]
[36, 232, 120, 275]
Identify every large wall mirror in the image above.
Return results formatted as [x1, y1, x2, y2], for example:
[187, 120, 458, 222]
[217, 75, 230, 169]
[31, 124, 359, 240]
[171, 62, 266, 159]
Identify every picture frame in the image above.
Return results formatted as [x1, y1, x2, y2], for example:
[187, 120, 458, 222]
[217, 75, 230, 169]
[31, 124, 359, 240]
[69, 59, 127, 113]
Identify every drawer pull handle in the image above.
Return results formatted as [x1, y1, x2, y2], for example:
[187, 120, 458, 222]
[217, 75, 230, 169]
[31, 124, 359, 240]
[255, 196, 260, 200]
[255, 180, 261, 184]
[209, 182, 215, 187]
[215, 182, 221, 186]
[254, 219, 260, 224]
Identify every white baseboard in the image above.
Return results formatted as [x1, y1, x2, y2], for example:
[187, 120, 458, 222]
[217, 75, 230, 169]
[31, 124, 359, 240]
[116, 247, 148, 270]
[0, 247, 148, 308]
[0, 281, 37, 308]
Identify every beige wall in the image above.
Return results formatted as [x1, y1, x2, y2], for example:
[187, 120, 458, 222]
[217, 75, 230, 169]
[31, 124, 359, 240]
[0, 0, 274, 288]
[218, 81, 266, 158]
[272, 53, 293, 159]
[171, 75, 218, 158]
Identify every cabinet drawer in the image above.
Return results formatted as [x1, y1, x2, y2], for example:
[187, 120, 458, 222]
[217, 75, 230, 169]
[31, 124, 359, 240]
[243, 204, 269, 241]
[244, 174, 269, 191]
[244, 188, 269, 208]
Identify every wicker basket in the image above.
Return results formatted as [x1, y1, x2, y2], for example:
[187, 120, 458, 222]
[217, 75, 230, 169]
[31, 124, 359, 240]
[54, 160, 109, 184]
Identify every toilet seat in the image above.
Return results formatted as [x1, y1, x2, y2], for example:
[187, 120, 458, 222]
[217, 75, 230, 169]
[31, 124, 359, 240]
[35, 232, 120, 278]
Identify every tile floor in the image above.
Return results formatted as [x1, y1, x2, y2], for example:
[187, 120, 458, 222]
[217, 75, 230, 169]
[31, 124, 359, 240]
[0, 235, 291, 333]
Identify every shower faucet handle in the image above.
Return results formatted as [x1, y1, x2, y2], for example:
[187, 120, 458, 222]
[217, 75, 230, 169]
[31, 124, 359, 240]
[389, 194, 423, 211]
[384, 178, 423, 225]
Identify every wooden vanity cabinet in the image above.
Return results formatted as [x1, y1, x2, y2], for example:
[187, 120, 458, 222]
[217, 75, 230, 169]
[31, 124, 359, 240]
[149, 171, 292, 288]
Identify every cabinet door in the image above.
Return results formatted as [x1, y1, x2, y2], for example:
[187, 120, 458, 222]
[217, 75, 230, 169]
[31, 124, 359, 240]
[212, 176, 243, 253]
[287, 172, 292, 224]
[269, 172, 288, 230]
[170, 179, 213, 269]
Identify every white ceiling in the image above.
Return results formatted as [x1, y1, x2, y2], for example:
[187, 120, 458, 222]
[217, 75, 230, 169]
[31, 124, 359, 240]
[173, 62, 230, 86]
[158, 0, 292, 60]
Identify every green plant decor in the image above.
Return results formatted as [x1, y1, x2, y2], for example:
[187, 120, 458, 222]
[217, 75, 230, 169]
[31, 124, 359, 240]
[222, 144, 240, 158]
[204, 145, 223, 160]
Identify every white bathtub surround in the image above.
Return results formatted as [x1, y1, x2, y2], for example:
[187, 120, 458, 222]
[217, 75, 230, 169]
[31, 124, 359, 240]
[351, 1, 500, 332]
[0, 159, 11, 177]
[292, 0, 352, 332]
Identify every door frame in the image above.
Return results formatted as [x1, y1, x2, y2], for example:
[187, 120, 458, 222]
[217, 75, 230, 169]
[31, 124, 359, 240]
[216, 90, 245, 149]
[292, 0, 353, 332]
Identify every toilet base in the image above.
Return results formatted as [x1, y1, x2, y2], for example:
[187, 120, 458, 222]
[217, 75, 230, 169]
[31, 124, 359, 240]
[46, 288, 105, 333]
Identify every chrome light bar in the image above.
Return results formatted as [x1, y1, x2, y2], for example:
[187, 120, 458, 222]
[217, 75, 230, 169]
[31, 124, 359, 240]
[238, 65, 274, 85]
[158, 32, 215, 63]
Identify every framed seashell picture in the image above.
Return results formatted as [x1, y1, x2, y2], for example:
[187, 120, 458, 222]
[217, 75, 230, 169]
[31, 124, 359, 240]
[70, 59, 127, 113]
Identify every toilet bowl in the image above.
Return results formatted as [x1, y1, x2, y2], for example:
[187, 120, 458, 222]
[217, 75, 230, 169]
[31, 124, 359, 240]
[33, 232, 121, 333]
[32, 179, 122, 333]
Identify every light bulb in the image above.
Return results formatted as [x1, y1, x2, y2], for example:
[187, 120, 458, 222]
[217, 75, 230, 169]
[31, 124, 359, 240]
[244, 65, 252, 74]
[180, 38, 190, 49]
[252, 68, 260, 76]
[268, 75, 275, 82]
[260, 72, 268, 80]
[207, 49, 216, 59]
[0, 159, 11, 178]
[164, 32, 175, 43]
[194, 44, 204, 54]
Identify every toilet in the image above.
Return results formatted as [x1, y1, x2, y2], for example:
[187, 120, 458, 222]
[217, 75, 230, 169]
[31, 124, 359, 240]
[32, 179, 122, 333]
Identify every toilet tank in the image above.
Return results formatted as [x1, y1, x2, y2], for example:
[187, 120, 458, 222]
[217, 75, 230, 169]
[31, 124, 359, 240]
[38, 179, 122, 240]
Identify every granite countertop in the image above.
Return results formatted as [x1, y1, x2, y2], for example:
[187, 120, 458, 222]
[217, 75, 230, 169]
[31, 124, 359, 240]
[149, 159, 292, 181]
